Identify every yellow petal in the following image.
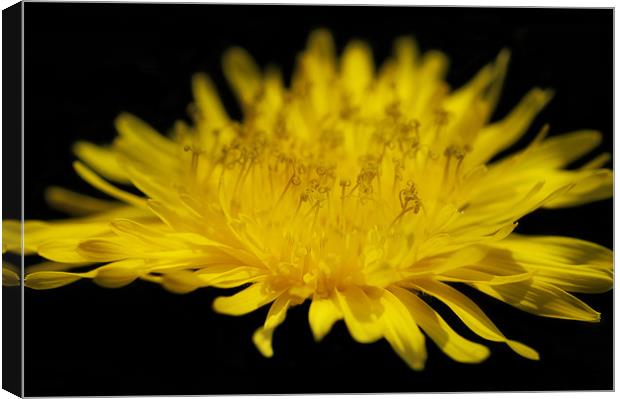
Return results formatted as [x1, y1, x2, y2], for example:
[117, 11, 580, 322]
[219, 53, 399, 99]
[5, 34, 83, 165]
[407, 246, 488, 276]
[191, 73, 229, 129]
[197, 266, 264, 289]
[438, 268, 532, 286]
[222, 47, 262, 108]
[73, 141, 130, 184]
[73, 161, 147, 208]
[470, 88, 553, 165]
[30, 221, 111, 249]
[444, 49, 510, 140]
[110, 218, 170, 245]
[2, 220, 23, 254]
[307, 28, 336, 68]
[252, 295, 291, 358]
[308, 294, 342, 341]
[380, 288, 427, 370]
[581, 153, 611, 170]
[213, 282, 282, 316]
[335, 286, 383, 344]
[414, 279, 539, 360]
[410, 50, 448, 116]
[488, 235, 612, 293]
[391, 36, 419, 102]
[543, 169, 612, 208]
[517, 130, 602, 170]
[4, 219, 113, 254]
[25, 271, 91, 290]
[38, 239, 92, 263]
[26, 260, 90, 273]
[340, 40, 374, 100]
[120, 161, 178, 204]
[390, 285, 490, 363]
[77, 238, 131, 262]
[473, 279, 601, 322]
[45, 186, 120, 216]
[3, 261, 20, 287]
[93, 260, 143, 288]
[160, 270, 205, 294]
[114, 112, 175, 157]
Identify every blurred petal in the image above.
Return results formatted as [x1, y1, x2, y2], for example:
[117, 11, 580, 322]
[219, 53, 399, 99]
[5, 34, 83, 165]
[308, 294, 342, 341]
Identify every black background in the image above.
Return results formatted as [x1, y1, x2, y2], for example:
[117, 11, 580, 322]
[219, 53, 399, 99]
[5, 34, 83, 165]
[23, 3, 612, 395]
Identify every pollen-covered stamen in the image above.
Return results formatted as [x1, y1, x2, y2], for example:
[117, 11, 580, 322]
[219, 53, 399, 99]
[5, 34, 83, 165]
[442, 144, 468, 192]
[276, 173, 302, 208]
[398, 120, 421, 155]
[390, 180, 422, 230]
[339, 178, 352, 219]
[385, 100, 402, 119]
[356, 158, 379, 201]
[183, 144, 204, 174]
[392, 159, 404, 191]
[433, 109, 452, 139]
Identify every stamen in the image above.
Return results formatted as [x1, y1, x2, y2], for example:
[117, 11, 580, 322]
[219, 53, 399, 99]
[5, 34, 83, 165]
[385, 101, 401, 119]
[276, 173, 301, 207]
[339, 179, 351, 200]
[184, 145, 204, 175]
[442, 144, 467, 190]
[398, 180, 420, 211]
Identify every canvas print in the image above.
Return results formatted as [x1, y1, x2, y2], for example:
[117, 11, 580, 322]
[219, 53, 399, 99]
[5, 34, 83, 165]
[2, 3, 613, 395]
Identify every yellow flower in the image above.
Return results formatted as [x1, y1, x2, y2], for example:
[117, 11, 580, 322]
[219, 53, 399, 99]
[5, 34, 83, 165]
[4, 29, 612, 370]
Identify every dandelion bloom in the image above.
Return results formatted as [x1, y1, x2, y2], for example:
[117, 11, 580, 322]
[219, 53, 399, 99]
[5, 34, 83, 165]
[4, 30, 612, 370]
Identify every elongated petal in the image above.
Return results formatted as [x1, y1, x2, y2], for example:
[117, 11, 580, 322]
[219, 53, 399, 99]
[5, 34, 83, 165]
[110, 218, 173, 247]
[73, 141, 130, 184]
[308, 294, 342, 341]
[407, 246, 488, 276]
[191, 73, 229, 128]
[516, 130, 602, 170]
[469, 88, 553, 164]
[114, 112, 175, 157]
[3, 220, 23, 254]
[488, 235, 613, 293]
[223, 47, 262, 108]
[336, 286, 384, 344]
[93, 259, 144, 288]
[253, 295, 291, 357]
[77, 238, 132, 262]
[120, 161, 179, 205]
[473, 279, 602, 322]
[414, 279, 539, 360]
[390, 285, 490, 363]
[341, 40, 374, 100]
[38, 239, 92, 263]
[543, 169, 612, 208]
[3, 220, 112, 254]
[73, 161, 147, 208]
[443, 49, 510, 143]
[3, 262, 20, 287]
[197, 266, 265, 289]
[307, 28, 336, 67]
[25, 271, 89, 289]
[45, 186, 120, 216]
[438, 268, 533, 285]
[26, 260, 91, 273]
[213, 282, 282, 316]
[380, 288, 427, 370]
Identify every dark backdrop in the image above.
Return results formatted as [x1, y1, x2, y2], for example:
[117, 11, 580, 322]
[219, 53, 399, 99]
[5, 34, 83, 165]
[24, 3, 613, 395]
